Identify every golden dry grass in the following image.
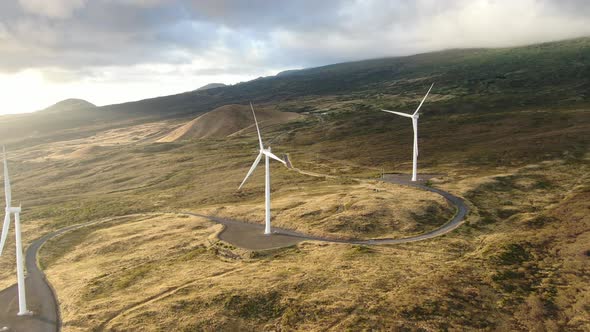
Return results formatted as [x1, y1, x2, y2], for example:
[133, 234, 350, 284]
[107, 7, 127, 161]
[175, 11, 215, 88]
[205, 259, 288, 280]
[39, 212, 485, 331]
[20, 151, 584, 331]
[40, 214, 225, 331]
[0, 218, 52, 290]
[33, 155, 589, 331]
[16, 120, 178, 162]
[201, 180, 453, 240]
[158, 104, 301, 142]
[0, 99, 587, 330]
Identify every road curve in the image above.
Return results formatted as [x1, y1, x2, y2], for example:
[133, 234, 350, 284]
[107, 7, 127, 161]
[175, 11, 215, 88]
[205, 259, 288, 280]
[0, 166, 468, 331]
[186, 173, 469, 247]
[0, 219, 114, 332]
[94, 174, 470, 329]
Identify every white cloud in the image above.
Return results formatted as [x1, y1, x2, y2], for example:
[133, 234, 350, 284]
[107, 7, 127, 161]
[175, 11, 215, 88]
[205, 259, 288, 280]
[104, 0, 168, 7]
[263, 0, 590, 65]
[421, 0, 590, 48]
[1, 0, 589, 115]
[0, 22, 8, 39]
[18, 0, 87, 19]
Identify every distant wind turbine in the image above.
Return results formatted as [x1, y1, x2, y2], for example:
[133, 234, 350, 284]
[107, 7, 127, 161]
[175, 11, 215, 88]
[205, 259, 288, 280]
[238, 102, 287, 235]
[381, 83, 434, 182]
[0, 146, 30, 316]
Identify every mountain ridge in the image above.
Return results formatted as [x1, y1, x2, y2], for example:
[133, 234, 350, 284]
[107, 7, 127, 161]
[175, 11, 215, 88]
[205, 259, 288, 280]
[196, 83, 227, 91]
[42, 99, 96, 113]
[1, 36, 589, 146]
[157, 104, 301, 142]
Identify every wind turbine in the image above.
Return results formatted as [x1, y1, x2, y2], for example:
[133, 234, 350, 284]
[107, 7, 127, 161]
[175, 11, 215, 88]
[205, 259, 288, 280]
[381, 83, 434, 182]
[0, 146, 30, 316]
[238, 102, 286, 235]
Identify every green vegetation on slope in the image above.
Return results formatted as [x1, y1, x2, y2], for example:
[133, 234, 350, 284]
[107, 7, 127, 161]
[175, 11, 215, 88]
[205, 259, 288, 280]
[2, 37, 589, 146]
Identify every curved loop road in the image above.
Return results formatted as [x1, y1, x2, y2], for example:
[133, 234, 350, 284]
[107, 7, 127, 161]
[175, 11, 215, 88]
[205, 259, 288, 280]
[0, 169, 468, 332]
[187, 173, 469, 248]
[0, 220, 111, 332]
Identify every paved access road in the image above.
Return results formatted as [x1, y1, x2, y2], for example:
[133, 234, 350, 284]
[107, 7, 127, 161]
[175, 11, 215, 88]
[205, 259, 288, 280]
[188, 173, 469, 247]
[0, 220, 110, 332]
[0, 164, 468, 332]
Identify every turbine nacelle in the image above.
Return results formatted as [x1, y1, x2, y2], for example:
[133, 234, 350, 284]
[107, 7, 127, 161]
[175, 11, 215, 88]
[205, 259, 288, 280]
[261, 148, 286, 165]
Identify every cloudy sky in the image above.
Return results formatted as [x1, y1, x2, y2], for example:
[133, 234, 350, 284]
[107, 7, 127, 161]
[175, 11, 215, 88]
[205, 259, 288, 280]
[0, 0, 589, 115]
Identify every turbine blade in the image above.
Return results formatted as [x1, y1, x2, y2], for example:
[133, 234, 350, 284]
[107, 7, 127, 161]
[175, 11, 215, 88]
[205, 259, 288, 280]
[238, 152, 263, 190]
[412, 83, 435, 116]
[264, 150, 286, 165]
[250, 102, 264, 149]
[0, 213, 10, 256]
[381, 110, 413, 118]
[3, 146, 10, 207]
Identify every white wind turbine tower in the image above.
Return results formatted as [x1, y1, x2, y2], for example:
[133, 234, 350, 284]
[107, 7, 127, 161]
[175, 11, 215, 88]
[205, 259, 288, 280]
[0, 146, 30, 316]
[238, 102, 287, 235]
[382, 83, 434, 182]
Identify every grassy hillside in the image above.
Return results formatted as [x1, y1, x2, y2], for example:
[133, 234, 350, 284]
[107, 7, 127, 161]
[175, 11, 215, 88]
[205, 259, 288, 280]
[0, 108, 586, 331]
[106, 36, 589, 118]
[0, 37, 588, 330]
[33, 158, 589, 331]
[1, 37, 589, 147]
[158, 104, 301, 142]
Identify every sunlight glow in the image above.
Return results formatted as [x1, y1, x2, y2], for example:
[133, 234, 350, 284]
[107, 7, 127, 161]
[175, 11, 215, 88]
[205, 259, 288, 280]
[0, 67, 278, 115]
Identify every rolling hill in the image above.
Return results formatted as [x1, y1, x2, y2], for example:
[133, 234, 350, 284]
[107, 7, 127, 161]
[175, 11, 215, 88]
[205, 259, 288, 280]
[1, 37, 589, 147]
[158, 104, 301, 142]
[41, 99, 96, 113]
[196, 83, 227, 91]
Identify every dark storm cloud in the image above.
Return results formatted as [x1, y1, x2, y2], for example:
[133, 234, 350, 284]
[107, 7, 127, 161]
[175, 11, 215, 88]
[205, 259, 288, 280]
[1, 0, 589, 76]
